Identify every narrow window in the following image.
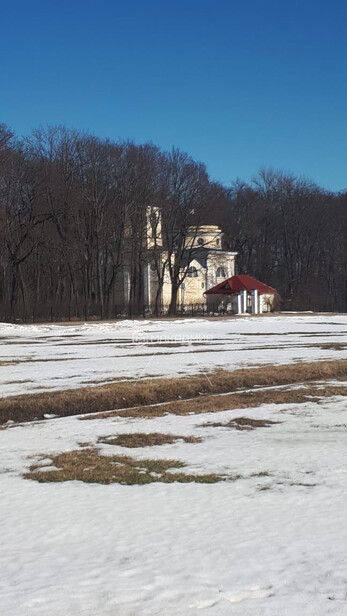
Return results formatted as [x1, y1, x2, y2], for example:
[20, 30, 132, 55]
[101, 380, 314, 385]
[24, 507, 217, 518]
[216, 267, 226, 278]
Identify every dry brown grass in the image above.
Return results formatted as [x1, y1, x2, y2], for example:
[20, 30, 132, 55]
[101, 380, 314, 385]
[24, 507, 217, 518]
[83, 383, 347, 421]
[316, 343, 347, 351]
[80, 377, 137, 385]
[0, 360, 21, 366]
[99, 433, 202, 447]
[0, 357, 76, 365]
[1, 359, 346, 425]
[201, 417, 280, 430]
[24, 448, 223, 485]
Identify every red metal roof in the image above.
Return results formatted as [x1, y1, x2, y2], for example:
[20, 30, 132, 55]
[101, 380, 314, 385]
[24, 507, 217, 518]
[205, 274, 278, 295]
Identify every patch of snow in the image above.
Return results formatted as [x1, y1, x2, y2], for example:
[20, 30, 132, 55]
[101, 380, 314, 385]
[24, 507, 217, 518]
[0, 314, 346, 396]
[0, 387, 347, 614]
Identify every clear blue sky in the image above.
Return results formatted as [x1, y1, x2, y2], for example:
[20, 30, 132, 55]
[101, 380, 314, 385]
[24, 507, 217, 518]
[1, 0, 346, 192]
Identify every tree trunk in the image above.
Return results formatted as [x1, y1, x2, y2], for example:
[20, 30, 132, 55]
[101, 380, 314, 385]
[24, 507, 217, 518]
[168, 281, 179, 316]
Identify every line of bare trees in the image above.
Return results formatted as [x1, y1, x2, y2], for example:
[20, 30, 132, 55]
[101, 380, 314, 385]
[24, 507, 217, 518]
[218, 168, 346, 312]
[0, 123, 346, 321]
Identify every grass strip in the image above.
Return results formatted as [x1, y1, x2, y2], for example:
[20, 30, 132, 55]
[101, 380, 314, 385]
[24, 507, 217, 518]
[83, 383, 346, 420]
[1, 359, 346, 424]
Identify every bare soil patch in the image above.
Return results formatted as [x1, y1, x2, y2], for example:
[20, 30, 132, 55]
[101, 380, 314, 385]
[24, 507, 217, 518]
[24, 449, 223, 485]
[1, 359, 346, 425]
[99, 433, 202, 448]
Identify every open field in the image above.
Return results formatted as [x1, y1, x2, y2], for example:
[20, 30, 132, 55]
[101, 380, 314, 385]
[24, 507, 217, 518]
[0, 314, 347, 615]
[0, 314, 346, 397]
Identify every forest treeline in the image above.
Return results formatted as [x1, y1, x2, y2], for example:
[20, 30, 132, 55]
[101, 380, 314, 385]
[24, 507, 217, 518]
[0, 123, 346, 321]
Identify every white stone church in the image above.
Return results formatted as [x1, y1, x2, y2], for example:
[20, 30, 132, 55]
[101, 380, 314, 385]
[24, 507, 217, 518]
[141, 209, 238, 312]
[118, 208, 276, 314]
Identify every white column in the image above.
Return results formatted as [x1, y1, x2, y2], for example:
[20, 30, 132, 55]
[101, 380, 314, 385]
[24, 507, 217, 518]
[258, 294, 263, 314]
[251, 289, 258, 314]
[124, 267, 130, 307]
[241, 289, 247, 313]
[233, 292, 241, 314]
[179, 284, 184, 309]
[143, 263, 151, 310]
[231, 256, 236, 276]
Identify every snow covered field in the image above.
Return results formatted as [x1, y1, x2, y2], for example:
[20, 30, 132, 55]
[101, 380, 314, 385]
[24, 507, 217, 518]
[0, 314, 346, 397]
[1, 391, 347, 614]
[0, 314, 347, 615]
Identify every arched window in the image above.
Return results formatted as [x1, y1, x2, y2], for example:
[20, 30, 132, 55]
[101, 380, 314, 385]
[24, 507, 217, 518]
[187, 266, 198, 277]
[216, 267, 226, 278]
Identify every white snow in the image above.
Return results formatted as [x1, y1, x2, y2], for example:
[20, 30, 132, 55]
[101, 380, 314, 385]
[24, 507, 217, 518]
[1, 393, 347, 614]
[0, 314, 347, 615]
[0, 314, 346, 397]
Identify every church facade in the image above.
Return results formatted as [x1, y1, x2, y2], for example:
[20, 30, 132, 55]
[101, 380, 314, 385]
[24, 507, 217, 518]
[140, 210, 238, 313]
[156, 225, 237, 311]
[115, 209, 278, 315]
